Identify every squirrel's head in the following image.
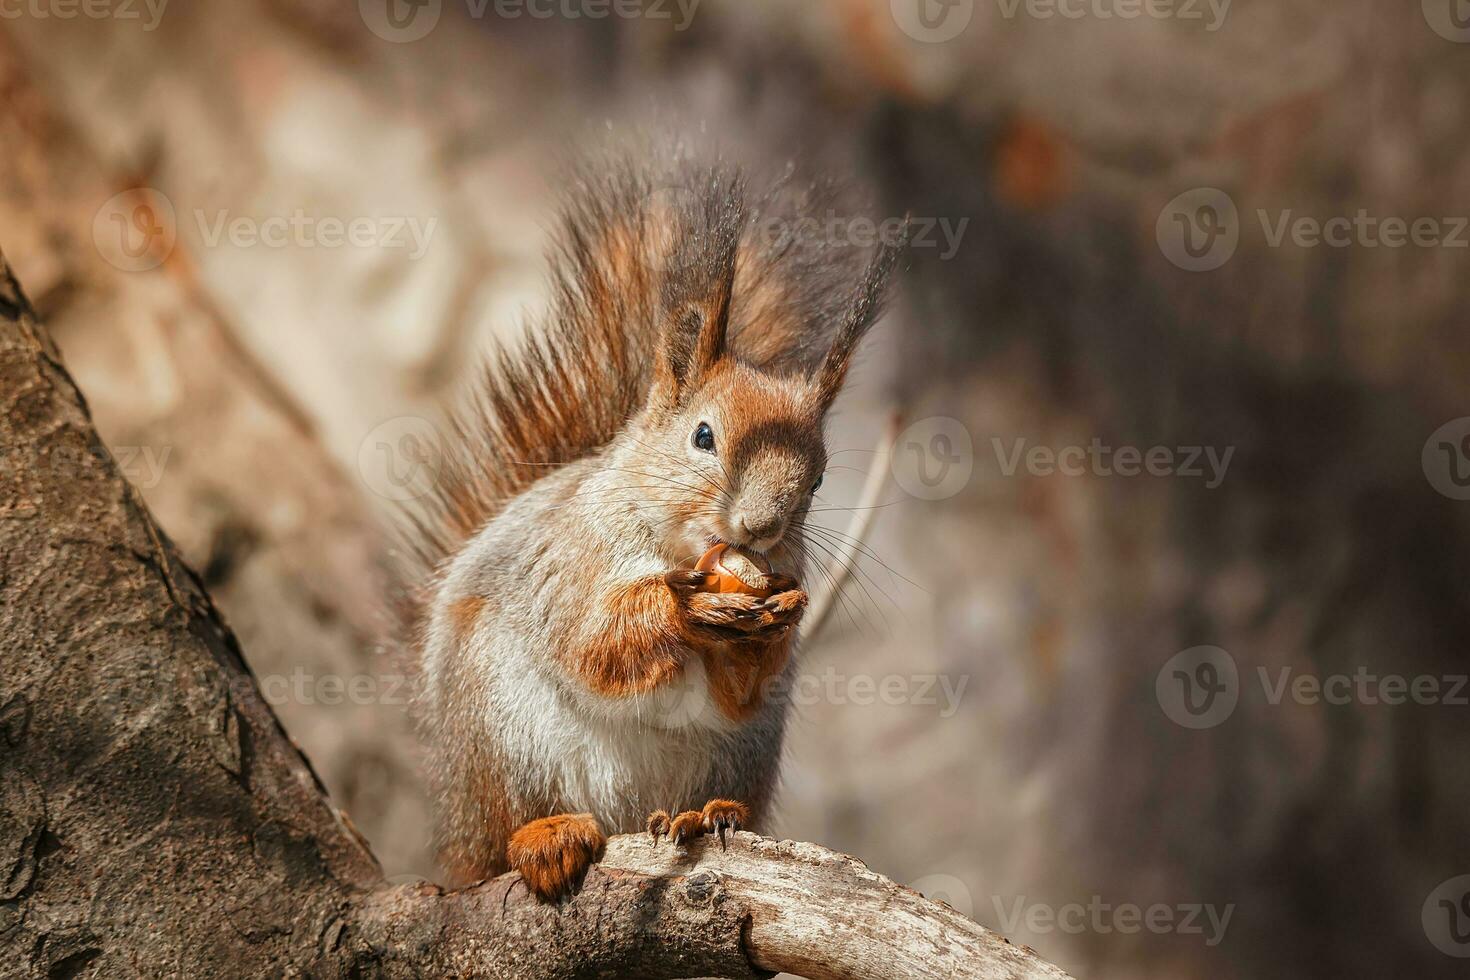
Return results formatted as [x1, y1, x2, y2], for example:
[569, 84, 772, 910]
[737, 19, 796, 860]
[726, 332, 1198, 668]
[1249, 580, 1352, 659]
[626, 214, 904, 563]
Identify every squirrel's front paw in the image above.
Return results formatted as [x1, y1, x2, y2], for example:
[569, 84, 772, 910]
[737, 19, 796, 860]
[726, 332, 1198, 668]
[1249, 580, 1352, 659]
[686, 588, 808, 642]
[506, 813, 605, 902]
[665, 568, 720, 597]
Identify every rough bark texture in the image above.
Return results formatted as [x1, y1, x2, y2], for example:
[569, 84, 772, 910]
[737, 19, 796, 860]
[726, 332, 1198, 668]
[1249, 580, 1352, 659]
[0, 253, 378, 975]
[602, 835, 1070, 980]
[0, 253, 1067, 978]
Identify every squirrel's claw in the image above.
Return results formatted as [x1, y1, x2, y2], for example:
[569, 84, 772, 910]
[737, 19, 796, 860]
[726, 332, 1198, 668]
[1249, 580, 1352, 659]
[646, 809, 671, 845]
[763, 573, 801, 595]
[665, 568, 718, 596]
[670, 810, 705, 846]
[700, 799, 749, 851]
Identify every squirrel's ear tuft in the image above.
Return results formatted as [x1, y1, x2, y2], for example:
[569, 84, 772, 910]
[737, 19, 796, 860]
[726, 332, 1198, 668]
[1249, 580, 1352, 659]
[813, 221, 908, 412]
[654, 176, 744, 401]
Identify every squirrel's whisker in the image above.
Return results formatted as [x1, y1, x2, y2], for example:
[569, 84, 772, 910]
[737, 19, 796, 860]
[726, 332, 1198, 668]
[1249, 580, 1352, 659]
[795, 519, 925, 594]
[796, 532, 876, 637]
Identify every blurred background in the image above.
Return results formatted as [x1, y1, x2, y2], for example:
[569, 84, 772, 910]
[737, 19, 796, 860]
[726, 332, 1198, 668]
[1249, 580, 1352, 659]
[3, 1, 1470, 976]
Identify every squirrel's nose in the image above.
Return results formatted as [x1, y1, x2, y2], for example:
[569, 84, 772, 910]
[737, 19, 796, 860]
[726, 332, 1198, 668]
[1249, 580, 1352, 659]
[737, 513, 786, 547]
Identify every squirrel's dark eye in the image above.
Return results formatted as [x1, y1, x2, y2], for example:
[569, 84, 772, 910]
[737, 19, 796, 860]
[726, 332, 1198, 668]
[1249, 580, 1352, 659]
[811, 474, 824, 494]
[692, 422, 716, 454]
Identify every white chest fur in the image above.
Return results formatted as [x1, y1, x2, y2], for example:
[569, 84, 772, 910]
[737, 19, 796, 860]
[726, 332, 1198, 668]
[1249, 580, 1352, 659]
[486, 642, 733, 832]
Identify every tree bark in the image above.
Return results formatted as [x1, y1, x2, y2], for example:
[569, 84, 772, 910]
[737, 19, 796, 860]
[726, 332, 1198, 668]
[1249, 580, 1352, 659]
[0, 253, 1067, 978]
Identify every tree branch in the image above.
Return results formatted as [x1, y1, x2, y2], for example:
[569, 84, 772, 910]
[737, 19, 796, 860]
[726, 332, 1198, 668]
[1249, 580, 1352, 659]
[0, 249, 1071, 979]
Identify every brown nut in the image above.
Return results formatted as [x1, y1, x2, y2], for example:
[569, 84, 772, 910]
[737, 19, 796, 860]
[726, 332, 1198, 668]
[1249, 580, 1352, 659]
[694, 543, 773, 597]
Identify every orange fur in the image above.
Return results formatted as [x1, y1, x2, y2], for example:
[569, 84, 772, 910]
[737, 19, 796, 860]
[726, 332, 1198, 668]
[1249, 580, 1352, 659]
[438, 745, 518, 885]
[448, 594, 485, 643]
[701, 798, 750, 835]
[700, 637, 793, 723]
[669, 810, 705, 844]
[506, 813, 606, 901]
[560, 576, 689, 697]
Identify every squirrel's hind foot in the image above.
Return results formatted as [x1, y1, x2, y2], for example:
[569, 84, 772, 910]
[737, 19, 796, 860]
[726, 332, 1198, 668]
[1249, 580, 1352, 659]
[653, 799, 751, 850]
[506, 813, 606, 902]
[646, 809, 671, 843]
[700, 799, 749, 849]
[669, 810, 705, 845]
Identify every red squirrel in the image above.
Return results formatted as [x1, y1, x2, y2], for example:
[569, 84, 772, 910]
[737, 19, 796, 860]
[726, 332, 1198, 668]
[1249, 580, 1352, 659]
[409, 151, 904, 900]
